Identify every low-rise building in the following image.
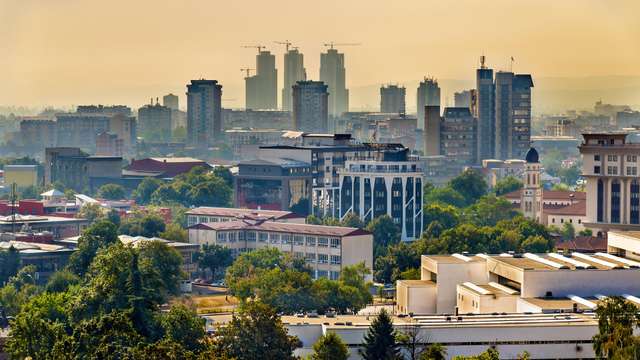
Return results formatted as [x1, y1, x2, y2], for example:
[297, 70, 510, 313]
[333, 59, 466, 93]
[125, 157, 210, 179]
[188, 219, 373, 280]
[3, 165, 39, 188]
[0, 240, 75, 282]
[0, 214, 89, 239]
[118, 235, 199, 279]
[186, 207, 305, 227]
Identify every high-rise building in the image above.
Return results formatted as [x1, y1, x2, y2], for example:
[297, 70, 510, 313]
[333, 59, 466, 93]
[186, 79, 222, 147]
[320, 48, 349, 117]
[423, 105, 441, 157]
[246, 51, 277, 110]
[440, 107, 477, 166]
[476, 58, 495, 162]
[282, 49, 306, 111]
[292, 81, 329, 133]
[163, 93, 179, 110]
[380, 85, 406, 114]
[495, 72, 533, 160]
[138, 102, 172, 142]
[454, 90, 473, 109]
[416, 77, 440, 130]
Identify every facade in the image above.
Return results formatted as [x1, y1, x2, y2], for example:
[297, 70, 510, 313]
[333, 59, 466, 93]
[186, 79, 223, 147]
[292, 81, 329, 133]
[0, 241, 75, 283]
[19, 118, 57, 154]
[234, 158, 312, 215]
[118, 235, 199, 279]
[55, 113, 110, 152]
[320, 49, 349, 118]
[494, 72, 534, 160]
[4, 165, 38, 188]
[163, 93, 179, 110]
[0, 214, 89, 239]
[186, 207, 305, 227]
[95, 132, 123, 157]
[338, 156, 424, 241]
[476, 159, 526, 188]
[282, 48, 306, 111]
[380, 85, 406, 114]
[580, 133, 640, 233]
[521, 148, 543, 221]
[476, 61, 495, 163]
[245, 50, 278, 110]
[188, 219, 373, 280]
[423, 105, 441, 156]
[224, 129, 287, 160]
[454, 89, 473, 109]
[222, 109, 292, 130]
[44, 147, 122, 192]
[439, 107, 477, 166]
[416, 77, 440, 130]
[138, 102, 172, 142]
[125, 157, 209, 178]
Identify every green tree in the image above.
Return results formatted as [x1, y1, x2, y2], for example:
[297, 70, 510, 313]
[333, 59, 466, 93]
[579, 228, 593, 237]
[521, 235, 552, 253]
[188, 177, 232, 207]
[449, 169, 488, 206]
[67, 219, 119, 276]
[365, 215, 401, 259]
[359, 309, 399, 360]
[453, 348, 500, 359]
[493, 176, 523, 196]
[211, 301, 301, 360]
[463, 194, 517, 227]
[593, 296, 640, 359]
[421, 343, 447, 360]
[133, 177, 164, 205]
[45, 270, 81, 293]
[120, 213, 166, 238]
[159, 222, 188, 242]
[151, 183, 181, 205]
[0, 246, 20, 284]
[197, 244, 234, 280]
[76, 202, 105, 223]
[342, 212, 365, 228]
[423, 203, 460, 231]
[19, 185, 40, 200]
[212, 166, 234, 188]
[312, 332, 349, 360]
[560, 222, 576, 240]
[97, 183, 126, 200]
[159, 303, 206, 352]
[425, 187, 466, 208]
[138, 240, 185, 297]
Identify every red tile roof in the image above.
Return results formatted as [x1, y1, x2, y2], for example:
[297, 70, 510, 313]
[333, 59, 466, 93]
[189, 219, 371, 237]
[186, 207, 304, 220]
[543, 201, 587, 216]
[556, 236, 607, 253]
[504, 189, 586, 202]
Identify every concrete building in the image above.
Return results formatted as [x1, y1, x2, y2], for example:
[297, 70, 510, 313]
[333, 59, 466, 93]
[163, 93, 179, 110]
[186, 79, 223, 147]
[282, 48, 306, 111]
[224, 129, 288, 160]
[380, 85, 406, 114]
[416, 77, 440, 130]
[125, 157, 209, 179]
[292, 81, 329, 133]
[222, 109, 292, 130]
[3, 165, 38, 188]
[454, 89, 473, 109]
[55, 113, 110, 153]
[476, 58, 495, 163]
[476, 159, 526, 188]
[118, 235, 199, 279]
[494, 72, 534, 160]
[338, 153, 424, 241]
[19, 118, 57, 154]
[138, 102, 172, 142]
[95, 132, 123, 157]
[0, 214, 89, 239]
[320, 48, 349, 118]
[0, 240, 75, 283]
[188, 219, 373, 280]
[186, 207, 305, 227]
[245, 51, 278, 110]
[44, 147, 122, 192]
[423, 105, 441, 157]
[439, 107, 477, 166]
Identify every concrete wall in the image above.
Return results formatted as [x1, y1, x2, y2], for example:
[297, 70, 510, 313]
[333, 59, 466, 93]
[436, 262, 488, 314]
[396, 282, 436, 315]
[521, 269, 640, 298]
[341, 234, 373, 273]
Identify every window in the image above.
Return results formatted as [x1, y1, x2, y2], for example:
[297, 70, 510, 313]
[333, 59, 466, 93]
[594, 154, 601, 161]
[228, 232, 237, 243]
[628, 167, 638, 176]
[294, 235, 304, 246]
[330, 271, 340, 280]
[269, 233, 280, 244]
[282, 234, 292, 245]
[628, 155, 638, 162]
[305, 253, 316, 263]
[317, 270, 329, 279]
[594, 166, 601, 174]
[331, 255, 341, 265]
[608, 166, 618, 175]
[318, 254, 328, 264]
[608, 155, 618, 162]
[318, 237, 328, 247]
[217, 232, 227, 242]
[258, 232, 268, 242]
[306, 236, 316, 246]
[294, 251, 304, 259]
[247, 231, 256, 242]
[330, 238, 340, 248]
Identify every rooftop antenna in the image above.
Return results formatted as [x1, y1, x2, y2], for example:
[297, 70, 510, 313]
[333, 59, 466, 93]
[240, 68, 255, 78]
[510, 56, 515, 73]
[323, 42, 361, 50]
[274, 40, 293, 52]
[480, 55, 487, 69]
[242, 45, 266, 53]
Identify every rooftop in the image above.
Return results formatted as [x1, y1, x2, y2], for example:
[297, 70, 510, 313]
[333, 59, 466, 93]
[149, 157, 204, 163]
[190, 219, 371, 238]
[186, 207, 303, 220]
[504, 189, 586, 202]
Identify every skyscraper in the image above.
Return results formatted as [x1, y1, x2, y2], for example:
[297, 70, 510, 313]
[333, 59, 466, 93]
[138, 101, 172, 142]
[454, 90, 472, 109]
[495, 72, 534, 160]
[476, 57, 495, 163]
[292, 81, 329, 133]
[282, 48, 306, 111]
[246, 51, 277, 110]
[320, 48, 349, 117]
[163, 93, 179, 110]
[416, 77, 441, 130]
[186, 79, 222, 147]
[380, 85, 406, 114]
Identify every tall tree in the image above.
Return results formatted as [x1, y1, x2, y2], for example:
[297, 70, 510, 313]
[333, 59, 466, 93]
[593, 296, 640, 359]
[133, 178, 164, 205]
[312, 332, 349, 360]
[448, 169, 488, 206]
[359, 309, 399, 360]
[67, 220, 119, 276]
[197, 244, 234, 280]
[420, 343, 447, 360]
[493, 176, 523, 196]
[97, 183, 126, 200]
[365, 215, 401, 259]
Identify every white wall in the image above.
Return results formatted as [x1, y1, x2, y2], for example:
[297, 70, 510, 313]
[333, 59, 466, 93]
[521, 269, 640, 298]
[436, 262, 488, 314]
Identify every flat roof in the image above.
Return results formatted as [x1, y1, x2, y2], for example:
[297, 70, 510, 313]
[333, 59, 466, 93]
[488, 252, 635, 271]
[423, 254, 485, 264]
[397, 280, 436, 287]
[521, 297, 602, 311]
[459, 282, 520, 296]
[190, 220, 371, 238]
[186, 207, 303, 220]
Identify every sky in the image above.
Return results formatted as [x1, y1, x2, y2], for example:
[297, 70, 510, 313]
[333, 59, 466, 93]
[1, 0, 639, 111]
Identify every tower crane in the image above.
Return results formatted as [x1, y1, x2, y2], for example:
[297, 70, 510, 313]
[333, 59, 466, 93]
[242, 45, 266, 53]
[323, 42, 361, 50]
[240, 68, 255, 78]
[274, 40, 294, 52]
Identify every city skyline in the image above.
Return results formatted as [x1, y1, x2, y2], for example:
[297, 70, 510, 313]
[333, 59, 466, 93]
[1, 0, 639, 110]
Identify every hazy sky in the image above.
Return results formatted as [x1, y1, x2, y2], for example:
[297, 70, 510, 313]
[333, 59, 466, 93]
[1, 0, 639, 109]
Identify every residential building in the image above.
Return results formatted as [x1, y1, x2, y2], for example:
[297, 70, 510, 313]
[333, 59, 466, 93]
[476, 57, 495, 163]
[222, 109, 292, 130]
[186, 207, 306, 227]
[163, 93, 179, 110]
[0, 241, 75, 283]
[439, 107, 477, 166]
[282, 48, 306, 111]
[454, 89, 473, 109]
[186, 79, 223, 147]
[338, 151, 424, 241]
[420, 155, 462, 187]
[55, 113, 110, 152]
[44, 147, 122, 192]
[19, 117, 57, 154]
[320, 48, 349, 118]
[3, 165, 38, 188]
[0, 214, 89, 239]
[494, 72, 534, 159]
[224, 129, 289, 160]
[292, 81, 329, 133]
[245, 50, 278, 110]
[188, 219, 373, 280]
[125, 157, 210, 179]
[380, 85, 406, 114]
[95, 132, 123, 157]
[138, 102, 172, 142]
[416, 77, 440, 130]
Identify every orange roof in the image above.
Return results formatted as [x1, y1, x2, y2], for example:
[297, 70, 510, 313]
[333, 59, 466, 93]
[189, 220, 371, 237]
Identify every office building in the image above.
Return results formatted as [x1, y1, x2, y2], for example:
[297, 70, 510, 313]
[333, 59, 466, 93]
[495, 72, 534, 159]
[163, 93, 179, 110]
[320, 48, 349, 117]
[245, 51, 278, 110]
[19, 118, 57, 155]
[138, 102, 172, 142]
[125, 157, 210, 179]
[44, 147, 122, 192]
[338, 150, 424, 241]
[416, 77, 440, 130]
[454, 89, 473, 109]
[380, 85, 406, 114]
[95, 132, 124, 157]
[476, 58, 495, 162]
[186, 79, 223, 147]
[186, 207, 305, 227]
[439, 107, 477, 166]
[188, 219, 373, 280]
[282, 48, 306, 111]
[222, 109, 292, 130]
[292, 81, 329, 133]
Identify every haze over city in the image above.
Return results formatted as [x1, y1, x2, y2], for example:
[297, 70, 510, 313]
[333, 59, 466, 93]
[2, 0, 640, 111]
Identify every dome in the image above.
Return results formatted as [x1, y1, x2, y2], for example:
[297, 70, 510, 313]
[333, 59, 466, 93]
[525, 148, 539, 163]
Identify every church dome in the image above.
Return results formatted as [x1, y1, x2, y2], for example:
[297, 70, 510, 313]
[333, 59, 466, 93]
[525, 147, 539, 163]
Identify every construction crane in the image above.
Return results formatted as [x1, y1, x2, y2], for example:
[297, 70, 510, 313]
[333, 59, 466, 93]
[240, 68, 255, 78]
[323, 42, 361, 50]
[274, 40, 293, 52]
[242, 45, 266, 53]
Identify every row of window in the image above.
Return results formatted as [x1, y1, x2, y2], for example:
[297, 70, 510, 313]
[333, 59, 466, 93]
[216, 231, 341, 248]
[302, 253, 342, 265]
[593, 166, 638, 175]
[594, 154, 638, 163]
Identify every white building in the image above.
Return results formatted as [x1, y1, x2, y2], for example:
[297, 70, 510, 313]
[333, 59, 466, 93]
[186, 207, 305, 227]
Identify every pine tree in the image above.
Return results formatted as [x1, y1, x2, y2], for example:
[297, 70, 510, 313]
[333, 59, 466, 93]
[312, 332, 349, 360]
[359, 309, 399, 360]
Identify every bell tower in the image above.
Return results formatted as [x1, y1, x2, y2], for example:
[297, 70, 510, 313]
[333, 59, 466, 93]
[522, 147, 542, 222]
